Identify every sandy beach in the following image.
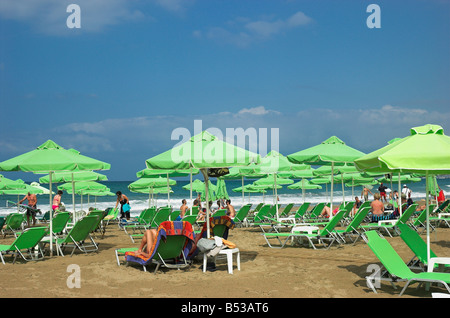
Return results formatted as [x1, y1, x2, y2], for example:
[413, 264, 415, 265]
[1, 210, 449, 300]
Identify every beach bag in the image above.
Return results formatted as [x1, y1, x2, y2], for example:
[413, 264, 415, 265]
[197, 238, 216, 253]
[122, 203, 131, 212]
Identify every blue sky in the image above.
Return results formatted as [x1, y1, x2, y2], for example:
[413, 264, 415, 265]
[1, 0, 449, 181]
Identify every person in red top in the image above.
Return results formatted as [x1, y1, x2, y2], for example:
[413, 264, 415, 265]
[438, 187, 446, 205]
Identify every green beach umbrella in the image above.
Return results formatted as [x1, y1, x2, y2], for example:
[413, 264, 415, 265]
[288, 179, 322, 203]
[354, 124, 450, 266]
[240, 150, 309, 219]
[145, 130, 260, 238]
[39, 170, 108, 218]
[287, 136, 365, 219]
[0, 140, 110, 256]
[0, 174, 27, 190]
[215, 178, 229, 200]
[136, 168, 199, 206]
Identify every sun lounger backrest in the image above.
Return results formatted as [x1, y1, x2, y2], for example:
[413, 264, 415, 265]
[319, 211, 345, 236]
[344, 207, 370, 233]
[11, 227, 47, 251]
[67, 215, 99, 243]
[294, 202, 310, 218]
[366, 230, 413, 279]
[155, 235, 187, 260]
[413, 204, 436, 226]
[310, 202, 325, 218]
[397, 204, 418, 225]
[6, 213, 23, 230]
[51, 212, 71, 234]
[152, 207, 171, 228]
[181, 215, 197, 225]
[398, 224, 437, 264]
[234, 204, 251, 222]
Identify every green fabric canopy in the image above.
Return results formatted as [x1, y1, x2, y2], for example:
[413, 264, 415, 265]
[39, 170, 108, 183]
[287, 136, 365, 218]
[354, 124, 450, 174]
[0, 140, 111, 173]
[0, 140, 110, 256]
[145, 131, 260, 239]
[145, 131, 260, 170]
[354, 124, 450, 266]
[287, 136, 365, 166]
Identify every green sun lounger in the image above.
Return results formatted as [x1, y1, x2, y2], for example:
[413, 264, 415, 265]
[2, 213, 24, 238]
[410, 204, 436, 233]
[365, 230, 450, 296]
[41, 215, 100, 257]
[334, 207, 371, 244]
[263, 210, 345, 249]
[0, 227, 47, 264]
[233, 204, 252, 227]
[397, 223, 450, 271]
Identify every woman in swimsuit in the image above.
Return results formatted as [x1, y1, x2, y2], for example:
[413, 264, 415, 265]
[115, 191, 130, 220]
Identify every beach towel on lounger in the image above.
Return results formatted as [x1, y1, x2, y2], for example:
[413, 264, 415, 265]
[125, 221, 195, 266]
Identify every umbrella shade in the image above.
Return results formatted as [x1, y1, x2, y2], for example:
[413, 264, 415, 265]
[128, 176, 176, 191]
[145, 130, 260, 240]
[240, 150, 310, 175]
[182, 179, 217, 201]
[288, 180, 322, 190]
[215, 178, 229, 200]
[253, 175, 294, 186]
[0, 140, 110, 173]
[354, 125, 450, 174]
[0, 140, 110, 257]
[78, 189, 115, 196]
[0, 175, 27, 190]
[0, 183, 44, 195]
[136, 168, 199, 178]
[145, 131, 260, 170]
[287, 136, 365, 166]
[377, 174, 421, 184]
[39, 170, 108, 183]
[354, 124, 450, 269]
[129, 186, 173, 194]
[59, 181, 109, 193]
[232, 185, 267, 193]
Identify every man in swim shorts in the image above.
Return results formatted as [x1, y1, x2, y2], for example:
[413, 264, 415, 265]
[19, 191, 38, 226]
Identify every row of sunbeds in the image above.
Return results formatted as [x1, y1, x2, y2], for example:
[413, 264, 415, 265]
[0, 208, 112, 264]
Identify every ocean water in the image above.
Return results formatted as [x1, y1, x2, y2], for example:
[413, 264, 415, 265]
[1, 177, 449, 218]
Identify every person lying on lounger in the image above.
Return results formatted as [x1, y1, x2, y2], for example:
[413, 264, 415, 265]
[132, 229, 158, 258]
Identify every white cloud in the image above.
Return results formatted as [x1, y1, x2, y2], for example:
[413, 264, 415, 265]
[198, 11, 314, 47]
[0, 0, 145, 35]
[152, 0, 195, 13]
[237, 106, 281, 116]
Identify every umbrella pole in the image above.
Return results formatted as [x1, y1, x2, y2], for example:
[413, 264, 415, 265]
[330, 162, 334, 219]
[200, 169, 211, 239]
[49, 171, 54, 257]
[72, 173, 76, 223]
[302, 178, 305, 203]
[242, 176, 244, 206]
[398, 173, 402, 216]
[274, 174, 279, 221]
[426, 171, 431, 265]
[166, 173, 170, 208]
[190, 167, 193, 215]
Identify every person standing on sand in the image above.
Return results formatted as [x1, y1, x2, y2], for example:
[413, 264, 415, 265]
[115, 191, 130, 220]
[361, 186, 373, 202]
[378, 183, 388, 203]
[19, 191, 38, 226]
